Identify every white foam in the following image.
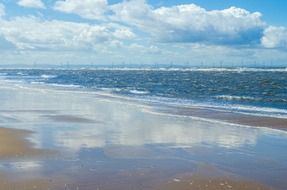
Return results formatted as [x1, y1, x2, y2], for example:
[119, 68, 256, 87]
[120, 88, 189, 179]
[40, 74, 57, 79]
[99, 87, 122, 92]
[129, 89, 150, 95]
[215, 95, 260, 101]
[67, 67, 287, 72]
[48, 83, 82, 88]
[2, 67, 286, 72]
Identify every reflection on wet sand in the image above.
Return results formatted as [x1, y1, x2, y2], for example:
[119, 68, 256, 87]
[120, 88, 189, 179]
[52, 117, 260, 152]
[0, 81, 287, 189]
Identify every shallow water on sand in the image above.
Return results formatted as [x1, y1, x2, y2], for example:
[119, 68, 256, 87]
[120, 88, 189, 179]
[0, 81, 287, 190]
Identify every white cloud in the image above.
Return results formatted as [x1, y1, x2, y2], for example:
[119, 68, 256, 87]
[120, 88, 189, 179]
[18, 0, 45, 9]
[54, 0, 108, 20]
[0, 3, 5, 17]
[261, 26, 287, 49]
[0, 17, 135, 50]
[111, 0, 266, 45]
[113, 28, 136, 39]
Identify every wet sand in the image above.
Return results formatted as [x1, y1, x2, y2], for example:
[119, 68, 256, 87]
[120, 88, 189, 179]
[0, 177, 58, 190]
[0, 164, 273, 190]
[43, 114, 99, 123]
[0, 127, 51, 159]
[0, 174, 70, 190]
[0, 80, 286, 189]
[155, 164, 273, 190]
[0, 164, 272, 190]
[156, 175, 272, 190]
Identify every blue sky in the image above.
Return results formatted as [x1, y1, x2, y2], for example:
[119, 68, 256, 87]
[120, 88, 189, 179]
[0, 0, 287, 67]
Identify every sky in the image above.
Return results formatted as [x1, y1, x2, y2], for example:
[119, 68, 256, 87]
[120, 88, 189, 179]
[0, 0, 287, 67]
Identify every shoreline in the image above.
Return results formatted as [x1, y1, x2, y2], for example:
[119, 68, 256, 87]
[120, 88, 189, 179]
[39, 83, 287, 132]
[0, 79, 286, 189]
[154, 105, 287, 132]
[2, 78, 287, 132]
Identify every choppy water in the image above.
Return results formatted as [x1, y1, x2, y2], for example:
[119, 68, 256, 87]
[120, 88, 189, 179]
[0, 68, 287, 118]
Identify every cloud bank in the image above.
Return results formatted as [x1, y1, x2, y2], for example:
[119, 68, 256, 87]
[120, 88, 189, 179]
[0, 0, 285, 50]
[0, 0, 286, 65]
[0, 17, 135, 50]
[51, 0, 287, 50]
[112, 1, 266, 45]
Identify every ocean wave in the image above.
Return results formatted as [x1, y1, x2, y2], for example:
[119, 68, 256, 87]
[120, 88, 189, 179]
[1, 67, 287, 72]
[78, 67, 287, 72]
[30, 81, 45, 84]
[97, 87, 149, 95]
[129, 89, 150, 95]
[16, 72, 25, 75]
[113, 94, 287, 119]
[215, 95, 260, 101]
[48, 83, 82, 88]
[98, 87, 122, 92]
[40, 74, 58, 79]
[185, 102, 287, 119]
[222, 104, 287, 115]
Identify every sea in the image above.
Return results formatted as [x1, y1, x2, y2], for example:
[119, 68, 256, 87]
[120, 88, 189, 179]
[0, 67, 286, 118]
